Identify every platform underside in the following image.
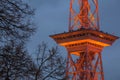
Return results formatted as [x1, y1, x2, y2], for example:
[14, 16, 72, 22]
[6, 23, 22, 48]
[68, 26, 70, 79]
[50, 29, 118, 56]
[50, 29, 118, 48]
[64, 41, 103, 56]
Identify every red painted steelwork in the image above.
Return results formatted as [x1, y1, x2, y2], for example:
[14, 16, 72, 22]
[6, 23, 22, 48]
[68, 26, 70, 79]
[50, 30, 118, 80]
[50, 0, 119, 80]
[69, 0, 99, 31]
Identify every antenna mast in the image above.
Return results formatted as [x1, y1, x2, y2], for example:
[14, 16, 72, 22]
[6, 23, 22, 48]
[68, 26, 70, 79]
[69, 0, 99, 31]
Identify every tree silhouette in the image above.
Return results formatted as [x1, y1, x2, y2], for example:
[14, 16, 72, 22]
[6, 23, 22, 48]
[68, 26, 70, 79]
[33, 42, 66, 80]
[0, 0, 35, 80]
[0, 0, 67, 80]
[0, 41, 35, 80]
[0, 0, 35, 45]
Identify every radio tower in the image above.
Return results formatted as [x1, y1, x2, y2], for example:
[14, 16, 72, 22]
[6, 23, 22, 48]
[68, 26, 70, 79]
[50, 0, 119, 80]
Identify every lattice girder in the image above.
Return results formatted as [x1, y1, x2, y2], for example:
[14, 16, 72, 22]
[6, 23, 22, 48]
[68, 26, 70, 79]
[69, 0, 99, 31]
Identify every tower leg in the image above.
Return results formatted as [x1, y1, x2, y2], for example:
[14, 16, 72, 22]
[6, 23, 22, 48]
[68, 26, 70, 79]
[66, 51, 104, 80]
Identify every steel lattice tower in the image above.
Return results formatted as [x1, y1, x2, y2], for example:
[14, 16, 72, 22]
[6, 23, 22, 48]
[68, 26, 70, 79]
[50, 0, 119, 80]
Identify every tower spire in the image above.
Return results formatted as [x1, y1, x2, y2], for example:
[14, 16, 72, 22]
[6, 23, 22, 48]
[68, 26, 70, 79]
[69, 0, 99, 31]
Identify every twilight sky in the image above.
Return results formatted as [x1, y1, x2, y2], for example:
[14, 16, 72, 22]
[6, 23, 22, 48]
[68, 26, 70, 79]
[27, 0, 120, 80]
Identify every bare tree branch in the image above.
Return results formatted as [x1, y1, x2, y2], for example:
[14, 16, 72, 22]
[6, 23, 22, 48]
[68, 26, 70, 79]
[33, 42, 66, 80]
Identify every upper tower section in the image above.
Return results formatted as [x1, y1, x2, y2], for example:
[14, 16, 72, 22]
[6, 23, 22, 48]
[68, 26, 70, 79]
[69, 0, 99, 31]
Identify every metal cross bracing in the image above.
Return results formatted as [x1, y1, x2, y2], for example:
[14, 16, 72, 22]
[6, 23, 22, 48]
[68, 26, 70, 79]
[50, 0, 119, 80]
[69, 0, 99, 31]
[50, 30, 118, 80]
[66, 47, 104, 80]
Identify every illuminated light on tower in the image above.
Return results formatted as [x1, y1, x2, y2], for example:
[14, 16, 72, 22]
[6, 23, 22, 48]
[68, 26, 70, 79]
[50, 0, 119, 80]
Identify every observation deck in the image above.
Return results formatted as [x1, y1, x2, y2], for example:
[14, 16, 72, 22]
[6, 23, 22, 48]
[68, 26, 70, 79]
[50, 29, 119, 55]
